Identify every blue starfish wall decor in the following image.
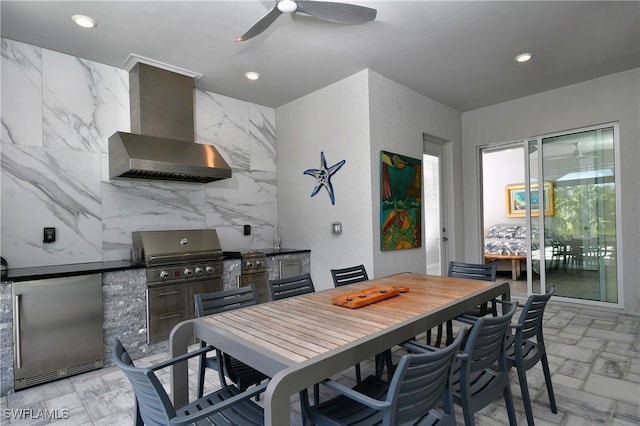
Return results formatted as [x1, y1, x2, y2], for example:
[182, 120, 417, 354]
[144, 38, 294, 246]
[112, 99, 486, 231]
[303, 152, 346, 205]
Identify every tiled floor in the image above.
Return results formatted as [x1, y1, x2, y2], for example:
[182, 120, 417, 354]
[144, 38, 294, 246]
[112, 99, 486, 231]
[1, 296, 639, 425]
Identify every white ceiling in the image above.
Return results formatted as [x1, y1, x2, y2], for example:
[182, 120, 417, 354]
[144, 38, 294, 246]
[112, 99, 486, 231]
[1, 1, 638, 111]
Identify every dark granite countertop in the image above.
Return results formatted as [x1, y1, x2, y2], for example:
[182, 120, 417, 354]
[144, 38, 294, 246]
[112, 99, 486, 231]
[3, 249, 310, 282]
[5, 260, 141, 282]
[222, 248, 310, 259]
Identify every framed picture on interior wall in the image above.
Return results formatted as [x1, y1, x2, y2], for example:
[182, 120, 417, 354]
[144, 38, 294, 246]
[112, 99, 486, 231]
[505, 182, 555, 217]
[380, 151, 422, 251]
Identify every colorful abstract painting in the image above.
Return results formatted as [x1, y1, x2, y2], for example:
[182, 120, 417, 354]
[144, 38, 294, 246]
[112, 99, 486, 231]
[380, 151, 422, 251]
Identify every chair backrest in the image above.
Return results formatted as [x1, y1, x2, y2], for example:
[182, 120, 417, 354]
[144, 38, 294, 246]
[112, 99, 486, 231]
[330, 264, 369, 287]
[386, 328, 466, 425]
[268, 273, 315, 301]
[448, 261, 496, 282]
[462, 301, 517, 373]
[112, 339, 176, 425]
[195, 285, 258, 317]
[517, 288, 554, 342]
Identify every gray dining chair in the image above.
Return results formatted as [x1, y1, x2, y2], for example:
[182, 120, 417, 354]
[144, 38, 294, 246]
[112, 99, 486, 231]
[502, 289, 557, 425]
[268, 273, 315, 300]
[330, 264, 369, 286]
[301, 327, 467, 426]
[194, 285, 268, 399]
[428, 261, 497, 347]
[113, 339, 266, 426]
[406, 300, 518, 426]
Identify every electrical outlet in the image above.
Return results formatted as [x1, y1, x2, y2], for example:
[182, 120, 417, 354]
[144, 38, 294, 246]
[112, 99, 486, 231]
[244, 225, 251, 236]
[43, 227, 56, 243]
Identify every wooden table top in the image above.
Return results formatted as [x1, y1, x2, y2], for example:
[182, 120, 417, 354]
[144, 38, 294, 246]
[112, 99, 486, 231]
[198, 272, 507, 365]
[171, 272, 510, 425]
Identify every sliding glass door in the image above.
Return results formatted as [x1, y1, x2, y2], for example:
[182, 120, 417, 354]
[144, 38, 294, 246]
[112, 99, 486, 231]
[481, 123, 620, 306]
[539, 125, 619, 303]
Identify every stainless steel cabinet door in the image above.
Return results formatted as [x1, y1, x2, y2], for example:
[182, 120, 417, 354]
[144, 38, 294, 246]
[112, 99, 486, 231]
[13, 274, 103, 389]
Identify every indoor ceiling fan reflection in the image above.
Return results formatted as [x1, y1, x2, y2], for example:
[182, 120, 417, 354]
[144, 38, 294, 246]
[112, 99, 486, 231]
[237, 0, 377, 42]
[554, 142, 598, 159]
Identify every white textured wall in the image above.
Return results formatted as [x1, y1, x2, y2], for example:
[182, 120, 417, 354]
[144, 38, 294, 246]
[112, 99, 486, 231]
[368, 70, 463, 278]
[462, 69, 640, 314]
[276, 70, 373, 290]
[276, 70, 463, 287]
[482, 148, 525, 229]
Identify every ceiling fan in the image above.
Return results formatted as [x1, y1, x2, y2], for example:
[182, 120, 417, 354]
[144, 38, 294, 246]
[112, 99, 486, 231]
[554, 142, 598, 159]
[237, 0, 377, 42]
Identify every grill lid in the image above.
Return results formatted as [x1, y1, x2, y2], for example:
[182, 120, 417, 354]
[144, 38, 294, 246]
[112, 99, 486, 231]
[132, 229, 222, 265]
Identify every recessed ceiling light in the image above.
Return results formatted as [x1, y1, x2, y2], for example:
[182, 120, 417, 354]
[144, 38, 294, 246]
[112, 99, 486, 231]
[72, 14, 97, 29]
[515, 52, 534, 63]
[245, 71, 260, 81]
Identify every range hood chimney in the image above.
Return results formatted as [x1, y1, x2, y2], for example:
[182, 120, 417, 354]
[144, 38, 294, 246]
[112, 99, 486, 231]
[109, 58, 231, 183]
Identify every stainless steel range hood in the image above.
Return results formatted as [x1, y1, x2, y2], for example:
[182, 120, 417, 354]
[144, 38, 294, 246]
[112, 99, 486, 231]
[109, 60, 231, 183]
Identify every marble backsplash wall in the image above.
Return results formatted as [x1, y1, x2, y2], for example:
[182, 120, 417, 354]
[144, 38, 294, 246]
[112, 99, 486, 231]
[1, 39, 277, 268]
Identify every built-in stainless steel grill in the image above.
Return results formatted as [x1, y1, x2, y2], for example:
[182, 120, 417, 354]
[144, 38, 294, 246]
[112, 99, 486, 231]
[225, 250, 269, 303]
[132, 229, 224, 343]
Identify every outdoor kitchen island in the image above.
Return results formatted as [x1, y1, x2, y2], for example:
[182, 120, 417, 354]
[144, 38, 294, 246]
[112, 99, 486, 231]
[0, 248, 309, 397]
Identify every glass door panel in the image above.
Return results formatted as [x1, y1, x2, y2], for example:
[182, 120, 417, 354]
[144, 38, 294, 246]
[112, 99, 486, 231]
[423, 153, 442, 275]
[541, 126, 618, 302]
[526, 140, 542, 294]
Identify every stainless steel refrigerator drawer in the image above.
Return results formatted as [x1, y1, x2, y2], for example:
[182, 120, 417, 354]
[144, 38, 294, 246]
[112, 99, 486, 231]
[13, 274, 104, 390]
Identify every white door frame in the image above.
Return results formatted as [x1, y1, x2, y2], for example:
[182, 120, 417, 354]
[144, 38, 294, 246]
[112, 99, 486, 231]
[424, 135, 449, 275]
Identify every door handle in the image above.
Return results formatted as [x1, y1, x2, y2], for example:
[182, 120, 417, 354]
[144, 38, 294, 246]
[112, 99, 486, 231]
[14, 295, 22, 370]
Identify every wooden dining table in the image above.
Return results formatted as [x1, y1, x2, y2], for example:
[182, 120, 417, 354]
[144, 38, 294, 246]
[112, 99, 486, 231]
[169, 272, 510, 425]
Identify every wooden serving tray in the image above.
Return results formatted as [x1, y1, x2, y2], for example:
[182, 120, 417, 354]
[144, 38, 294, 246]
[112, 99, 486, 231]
[332, 285, 410, 309]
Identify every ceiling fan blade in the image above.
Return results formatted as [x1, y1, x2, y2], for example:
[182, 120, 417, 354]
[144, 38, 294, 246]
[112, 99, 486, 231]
[237, 6, 283, 42]
[295, 1, 377, 24]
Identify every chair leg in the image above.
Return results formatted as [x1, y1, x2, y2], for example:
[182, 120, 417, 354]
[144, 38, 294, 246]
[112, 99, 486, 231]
[374, 349, 394, 379]
[197, 353, 206, 398]
[503, 384, 518, 426]
[445, 320, 454, 346]
[134, 399, 143, 426]
[354, 363, 362, 384]
[427, 323, 444, 346]
[462, 400, 476, 426]
[541, 353, 558, 413]
[385, 349, 394, 378]
[517, 364, 535, 426]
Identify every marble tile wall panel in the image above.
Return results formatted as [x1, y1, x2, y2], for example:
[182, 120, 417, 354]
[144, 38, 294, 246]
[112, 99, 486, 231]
[1, 145, 103, 267]
[249, 103, 276, 172]
[41, 48, 129, 152]
[1, 39, 278, 267]
[1, 39, 42, 146]
[195, 90, 250, 169]
[100, 180, 206, 261]
[205, 170, 277, 249]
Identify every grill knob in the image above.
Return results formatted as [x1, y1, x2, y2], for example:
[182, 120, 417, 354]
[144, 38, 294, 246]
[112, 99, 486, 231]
[159, 271, 169, 279]
[195, 267, 204, 274]
[206, 265, 215, 273]
[245, 261, 254, 268]
[256, 260, 264, 267]
[184, 268, 193, 276]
